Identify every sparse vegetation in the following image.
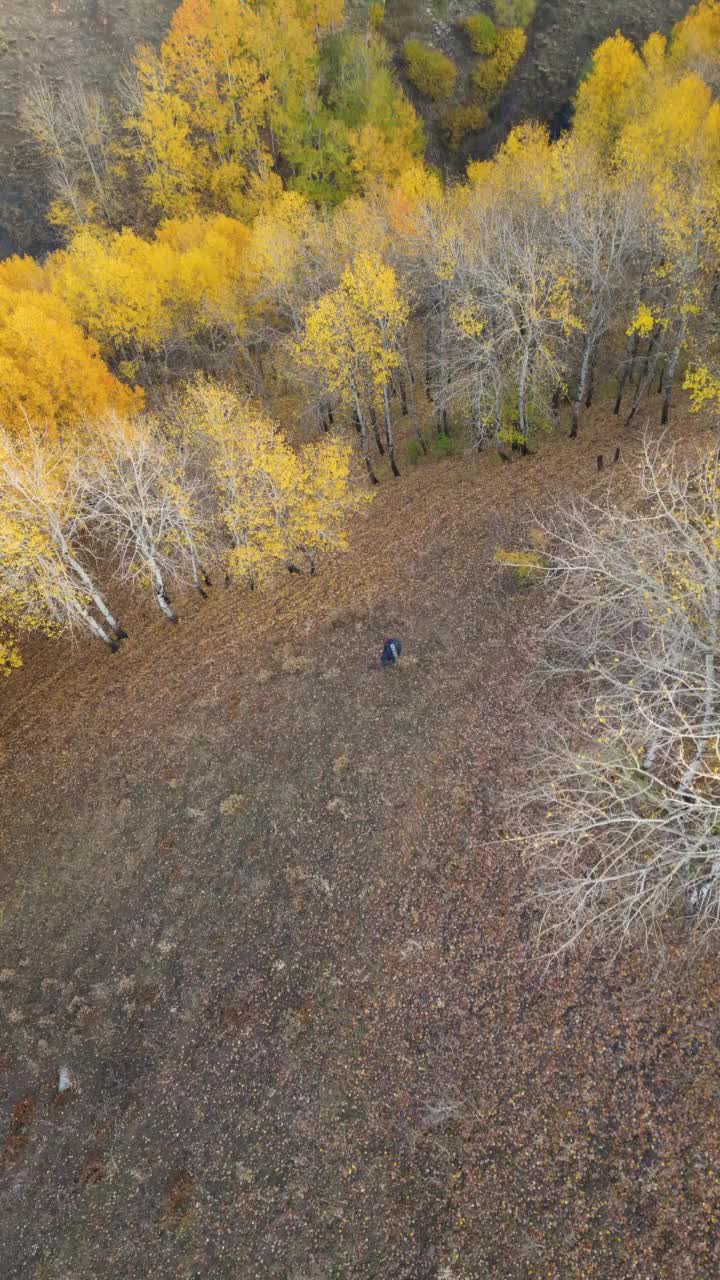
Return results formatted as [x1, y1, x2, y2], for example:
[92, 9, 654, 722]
[495, 0, 536, 27]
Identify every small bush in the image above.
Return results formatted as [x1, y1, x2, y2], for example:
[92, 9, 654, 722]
[471, 27, 526, 104]
[495, 545, 545, 587]
[281, 654, 313, 674]
[220, 793, 244, 815]
[404, 39, 458, 100]
[494, 0, 536, 27]
[433, 431, 458, 457]
[460, 13, 497, 55]
[443, 102, 489, 148]
[406, 438, 425, 465]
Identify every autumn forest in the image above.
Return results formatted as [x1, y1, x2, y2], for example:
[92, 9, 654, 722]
[0, 0, 717, 673]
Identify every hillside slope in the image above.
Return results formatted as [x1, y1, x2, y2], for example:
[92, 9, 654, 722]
[1, 408, 719, 1279]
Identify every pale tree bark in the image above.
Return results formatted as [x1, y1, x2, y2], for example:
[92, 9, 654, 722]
[352, 389, 378, 485]
[614, 332, 639, 415]
[660, 314, 688, 427]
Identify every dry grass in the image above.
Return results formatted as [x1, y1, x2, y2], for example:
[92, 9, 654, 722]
[280, 654, 314, 675]
[219, 793, 244, 815]
[0, 402, 718, 1279]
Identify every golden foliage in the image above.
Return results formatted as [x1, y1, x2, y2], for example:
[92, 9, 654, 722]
[177, 380, 372, 584]
[0, 269, 141, 435]
[299, 253, 408, 409]
[50, 216, 252, 361]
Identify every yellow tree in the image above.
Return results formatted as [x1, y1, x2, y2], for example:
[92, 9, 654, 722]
[615, 71, 720, 424]
[245, 192, 329, 350]
[670, 0, 720, 87]
[0, 428, 126, 650]
[0, 262, 142, 436]
[176, 380, 301, 584]
[50, 217, 252, 381]
[573, 32, 648, 158]
[289, 436, 373, 572]
[299, 253, 409, 480]
[128, 0, 341, 221]
[177, 379, 369, 583]
[0, 603, 23, 678]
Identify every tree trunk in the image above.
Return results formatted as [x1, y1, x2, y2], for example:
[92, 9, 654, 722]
[397, 374, 408, 416]
[63, 546, 124, 638]
[354, 393, 379, 485]
[406, 360, 427, 453]
[614, 332, 639, 415]
[661, 318, 687, 426]
[635, 330, 658, 386]
[551, 383, 562, 431]
[78, 604, 119, 651]
[382, 383, 400, 478]
[425, 325, 433, 400]
[680, 646, 717, 793]
[585, 356, 595, 408]
[625, 364, 654, 425]
[571, 333, 595, 439]
[147, 557, 178, 622]
[624, 325, 662, 423]
[156, 589, 178, 623]
[517, 338, 535, 447]
[369, 403, 385, 455]
[436, 302, 450, 435]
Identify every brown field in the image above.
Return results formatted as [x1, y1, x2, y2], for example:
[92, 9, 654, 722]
[1, 403, 720, 1278]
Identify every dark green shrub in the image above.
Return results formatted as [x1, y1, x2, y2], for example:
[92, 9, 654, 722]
[403, 39, 458, 100]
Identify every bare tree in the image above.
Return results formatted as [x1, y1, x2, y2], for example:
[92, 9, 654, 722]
[525, 435, 720, 951]
[0, 428, 125, 649]
[22, 76, 119, 232]
[554, 147, 642, 438]
[448, 194, 578, 451]
[82, 418, 210, 623]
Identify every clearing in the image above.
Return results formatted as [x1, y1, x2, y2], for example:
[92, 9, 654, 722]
[1, 406, 719, 1278]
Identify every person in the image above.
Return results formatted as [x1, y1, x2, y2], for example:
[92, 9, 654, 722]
[380, 638, 402, 667]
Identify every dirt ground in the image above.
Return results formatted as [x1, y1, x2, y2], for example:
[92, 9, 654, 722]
[1, 406, 720, 1279]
